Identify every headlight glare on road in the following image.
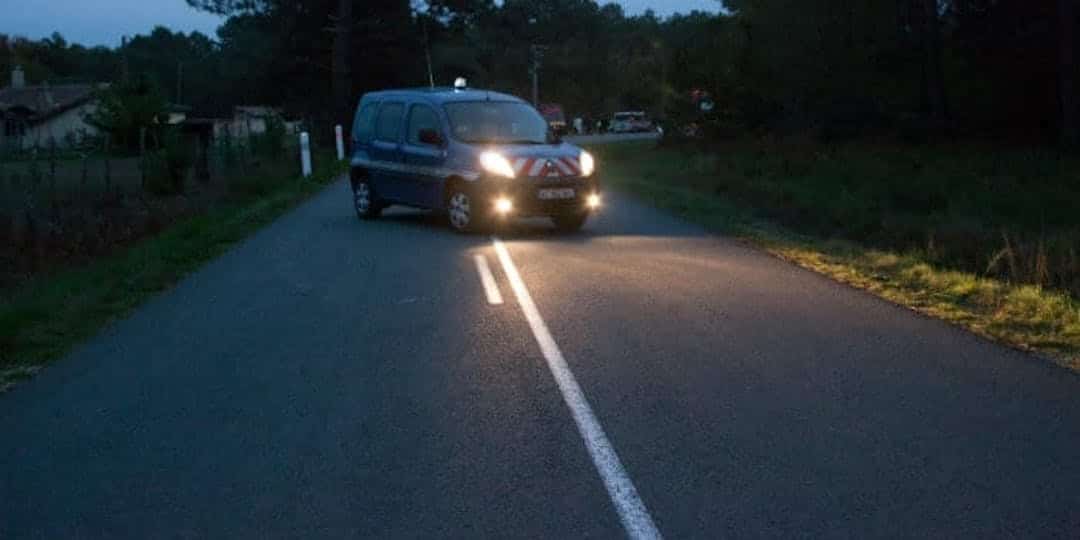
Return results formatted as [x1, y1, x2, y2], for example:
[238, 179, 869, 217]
[579, 151, 595, 177]
[480, 152, 516, 178]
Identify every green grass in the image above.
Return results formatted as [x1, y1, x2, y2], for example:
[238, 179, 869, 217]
[593, 141, 1080, 371]
[0, 155, 347, 392]
[607, 139, 1080, 294]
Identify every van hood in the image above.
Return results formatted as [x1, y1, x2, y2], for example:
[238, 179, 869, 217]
[486, 142, 586, 178]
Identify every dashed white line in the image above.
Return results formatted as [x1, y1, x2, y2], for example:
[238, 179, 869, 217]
[491, 237, 662, 540]
[474, 254, 504, 305]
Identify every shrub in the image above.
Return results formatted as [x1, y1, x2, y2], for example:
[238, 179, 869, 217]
[610, 140, 1080, 299]
[253, 116, 287, 159]
[144, 129, 192, 196]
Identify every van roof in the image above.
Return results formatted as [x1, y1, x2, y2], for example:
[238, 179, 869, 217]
[360, 87, 527, 105]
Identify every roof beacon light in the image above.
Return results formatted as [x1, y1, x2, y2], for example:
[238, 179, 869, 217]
[454, 77, 467, 90]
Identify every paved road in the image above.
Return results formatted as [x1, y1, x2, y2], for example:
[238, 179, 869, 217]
[2, 178, 1079, 538]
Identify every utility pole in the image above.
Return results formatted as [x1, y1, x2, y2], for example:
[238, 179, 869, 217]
[331, 0, 353, 121]
[423, 17, 435, 88]
[530, 44, 545, 106]
[120, 36, 129, 83]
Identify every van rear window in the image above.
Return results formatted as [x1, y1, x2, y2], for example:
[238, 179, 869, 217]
[375, 103, 405, 142]
[353, 104, 376, 143]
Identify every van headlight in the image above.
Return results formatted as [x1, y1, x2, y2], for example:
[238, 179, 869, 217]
[579, 151, 595, 177]
[479, 152, 516, 178]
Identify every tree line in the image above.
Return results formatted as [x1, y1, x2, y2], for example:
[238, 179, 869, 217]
[2, 0, 1077, 145]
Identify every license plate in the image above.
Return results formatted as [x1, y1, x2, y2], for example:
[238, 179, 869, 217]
[538, 188, 576, 200]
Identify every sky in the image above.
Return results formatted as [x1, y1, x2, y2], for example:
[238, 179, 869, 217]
[1, 0, 720, 48]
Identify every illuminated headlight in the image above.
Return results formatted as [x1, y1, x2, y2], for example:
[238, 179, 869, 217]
[579, 151, 596, 177]
[494, 198, 513, 214]
[480, 152, 516, 178]
[586, 193, 601, 209]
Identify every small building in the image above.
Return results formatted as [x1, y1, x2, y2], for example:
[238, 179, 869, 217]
[165, 103, 192, 126]
[212, 106, 286, 140]
[0, 66, 105, 152]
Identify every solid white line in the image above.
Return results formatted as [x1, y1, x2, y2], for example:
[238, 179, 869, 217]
[474, 254, 504, 305]
[491, 238, 662, 540]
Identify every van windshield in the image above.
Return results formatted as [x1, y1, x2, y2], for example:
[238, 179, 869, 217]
[445, 101, 550, 144]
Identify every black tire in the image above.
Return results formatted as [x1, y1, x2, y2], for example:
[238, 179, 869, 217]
[552, 211, 588, 232]
[446, 184, 488, 233]
[352, 175, 382, 220]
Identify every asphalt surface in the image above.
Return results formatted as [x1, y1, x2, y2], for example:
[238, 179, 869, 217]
[2, 172, 1079, 538]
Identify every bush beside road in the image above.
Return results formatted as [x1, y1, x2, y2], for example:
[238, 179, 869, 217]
[593, 141, 1080, 371]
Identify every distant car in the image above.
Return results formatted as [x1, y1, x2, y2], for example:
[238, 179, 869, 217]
[538, 103, 568, 135]
[348, 84, 601, 233]
[609, 111, 655, 133]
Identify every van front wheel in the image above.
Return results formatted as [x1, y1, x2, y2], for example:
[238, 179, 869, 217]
[447, 187, 487, 233]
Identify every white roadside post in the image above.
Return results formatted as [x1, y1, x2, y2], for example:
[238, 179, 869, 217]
[334, 125, 345, 161]
[299, 131, 312, 178]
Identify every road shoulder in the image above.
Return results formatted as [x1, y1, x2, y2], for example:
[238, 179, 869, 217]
[593, 143, 1080, 372]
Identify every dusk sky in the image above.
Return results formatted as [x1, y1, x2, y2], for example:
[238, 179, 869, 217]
[2, 0, 721, 47]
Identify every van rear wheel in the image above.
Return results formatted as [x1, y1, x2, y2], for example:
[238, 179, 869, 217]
[352, 176, 382, 220]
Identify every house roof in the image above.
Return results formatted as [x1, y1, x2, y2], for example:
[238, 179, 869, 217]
[0, 83, 104, 123]
[234, 106, 281, 117]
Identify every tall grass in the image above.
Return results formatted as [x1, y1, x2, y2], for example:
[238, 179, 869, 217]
[594, 140, 1080, 368]
[604, 140, 1080, 298]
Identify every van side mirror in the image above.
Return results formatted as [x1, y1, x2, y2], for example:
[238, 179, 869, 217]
[418, 128, 443, 146]
[547, 128, 563, 144]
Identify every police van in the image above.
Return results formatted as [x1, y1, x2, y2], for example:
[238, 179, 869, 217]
[348, 80, 601, 232]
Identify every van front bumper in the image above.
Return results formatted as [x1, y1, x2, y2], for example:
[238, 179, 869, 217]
[480, 176, 601, 217]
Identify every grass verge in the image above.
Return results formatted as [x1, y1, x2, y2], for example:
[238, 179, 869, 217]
[594, 142, 1080, 371]
[0, 157, 347, 392]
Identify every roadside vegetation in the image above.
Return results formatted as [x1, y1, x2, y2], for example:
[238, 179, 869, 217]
[4, 0, 1079, 380]
[0, 151, 345, 392]
[594, 141, 1080, 371]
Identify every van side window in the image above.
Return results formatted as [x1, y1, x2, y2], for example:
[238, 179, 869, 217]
[353, 104, 376, 143]
[374, 102, 404, 143]
[406, 105, 440, 145]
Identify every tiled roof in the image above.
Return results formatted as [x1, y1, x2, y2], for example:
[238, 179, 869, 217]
[0, 83, 104, 121]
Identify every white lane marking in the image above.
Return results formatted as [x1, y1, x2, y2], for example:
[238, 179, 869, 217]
[491, 238, 662, 540]
[474, 254, 504, 305]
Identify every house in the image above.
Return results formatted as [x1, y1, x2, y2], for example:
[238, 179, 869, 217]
[0, 66, 105, 152]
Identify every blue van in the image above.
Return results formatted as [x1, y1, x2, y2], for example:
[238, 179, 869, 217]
[348, 83, 601, 232]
